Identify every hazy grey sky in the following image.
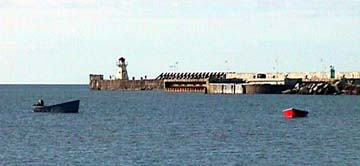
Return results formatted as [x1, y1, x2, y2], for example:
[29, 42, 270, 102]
[1, 0, 359, 84]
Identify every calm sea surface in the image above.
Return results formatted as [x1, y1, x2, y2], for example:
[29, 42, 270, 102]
[0, 85, 359, 165]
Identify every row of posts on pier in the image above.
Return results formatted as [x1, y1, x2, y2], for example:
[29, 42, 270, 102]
[109, 75, 148, 80]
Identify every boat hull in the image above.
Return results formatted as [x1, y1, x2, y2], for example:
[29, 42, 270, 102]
[283, 108, 308, 119]
[33, 100, 80, 113]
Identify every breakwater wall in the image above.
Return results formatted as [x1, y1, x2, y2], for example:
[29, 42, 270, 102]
[89, 56, 359, 94]
[245, 84, 292, 94]
[227, 71, 360, 81]
[90, 74, 164, 90]
[89, 72, 360, 95]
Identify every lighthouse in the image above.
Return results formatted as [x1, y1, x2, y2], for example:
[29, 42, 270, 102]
[116, 57, 129, 80]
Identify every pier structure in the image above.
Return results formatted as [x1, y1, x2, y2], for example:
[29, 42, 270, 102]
[226, 71, 360, 81]
[90, 71, 360, 94]
[90, 74, 163, 91]
[89, 57, 360, 95]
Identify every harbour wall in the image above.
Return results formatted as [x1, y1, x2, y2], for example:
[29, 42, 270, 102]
[90, 72, 360, 95]
[244, 84, 291, 94]
[90, 74, 164, 90]
[226, 72, 360, 81]
[208, 83, 245, 94]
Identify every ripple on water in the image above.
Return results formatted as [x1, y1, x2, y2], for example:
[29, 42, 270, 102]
[0, 85, 359, 165]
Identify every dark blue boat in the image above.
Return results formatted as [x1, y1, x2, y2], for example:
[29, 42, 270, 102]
[32, 100, 80, 113]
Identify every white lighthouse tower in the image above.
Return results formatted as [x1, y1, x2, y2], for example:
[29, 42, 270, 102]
[116, 57, 129, 80]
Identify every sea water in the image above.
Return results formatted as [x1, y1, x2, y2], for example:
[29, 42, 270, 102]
[0, 85, 359, 165]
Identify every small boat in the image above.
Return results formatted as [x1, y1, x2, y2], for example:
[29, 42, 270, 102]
[32, 100, 80, 113]
[282, 108, 308, 119]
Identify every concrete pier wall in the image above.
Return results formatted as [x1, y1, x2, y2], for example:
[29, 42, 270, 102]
[164, 79, 208, 93]
[244, 84, 290, 94]
[227, 72, 360, 81]
[208, 83, 245, 94]
[90, 74, 164, 90]
[90, 72, 360, 95]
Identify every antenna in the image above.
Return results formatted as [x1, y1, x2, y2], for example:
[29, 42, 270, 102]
[225, 60, 229, 71]
[169, 65, 175, 72]
[175, 61, 179, 72]
[273, 59, 278, 78]
[320, 58, 327, 79]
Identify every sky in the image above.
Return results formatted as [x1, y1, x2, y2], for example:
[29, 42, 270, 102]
[0, 0, 359, 84]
